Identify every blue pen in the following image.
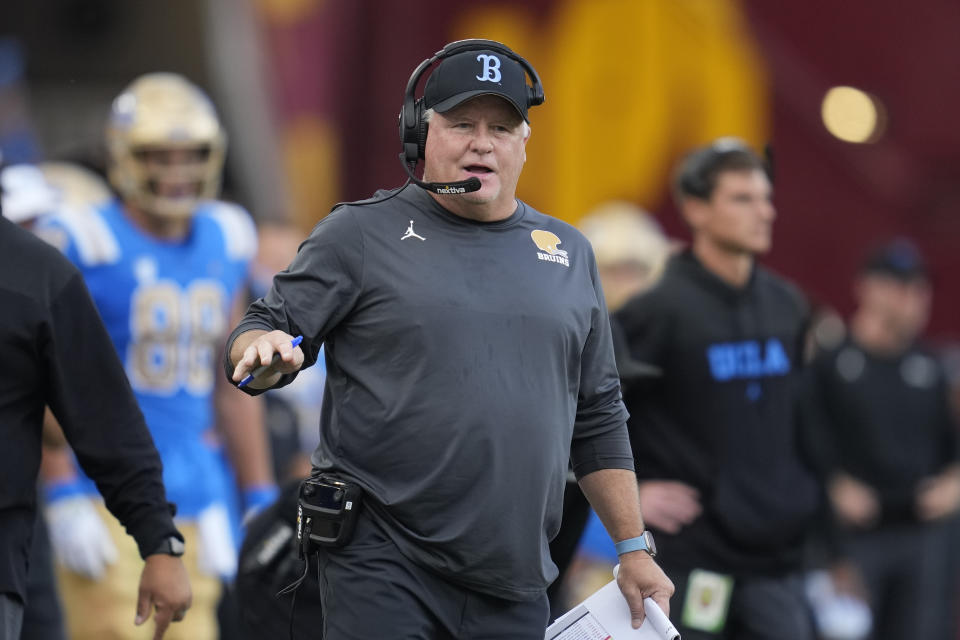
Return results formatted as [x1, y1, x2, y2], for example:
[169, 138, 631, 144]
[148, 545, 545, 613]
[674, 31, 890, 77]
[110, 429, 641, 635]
[237, 335, 303, 388]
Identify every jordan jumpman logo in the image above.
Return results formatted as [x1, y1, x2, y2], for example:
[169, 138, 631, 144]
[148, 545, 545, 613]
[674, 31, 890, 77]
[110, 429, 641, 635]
[401, 220, 426, 241]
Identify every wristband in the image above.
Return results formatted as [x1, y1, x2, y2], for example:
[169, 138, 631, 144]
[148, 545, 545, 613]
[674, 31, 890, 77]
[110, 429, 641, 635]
[44, 477, 88, 503]
[243, 485, 279, 512]
[615, 531, 657, 557]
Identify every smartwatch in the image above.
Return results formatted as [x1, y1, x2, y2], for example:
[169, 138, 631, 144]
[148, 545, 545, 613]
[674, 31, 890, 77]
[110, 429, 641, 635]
[615, 530, 657, 557]
[149, 535, 186, 557]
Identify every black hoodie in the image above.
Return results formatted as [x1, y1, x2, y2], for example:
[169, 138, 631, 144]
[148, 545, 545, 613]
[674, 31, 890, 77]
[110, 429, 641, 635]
[615, 250, 819, 576]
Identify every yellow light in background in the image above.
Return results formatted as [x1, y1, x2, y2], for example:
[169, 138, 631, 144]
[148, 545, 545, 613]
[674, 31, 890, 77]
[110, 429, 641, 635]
[256, 0, 322, 25]
[821, 86, 886, 143]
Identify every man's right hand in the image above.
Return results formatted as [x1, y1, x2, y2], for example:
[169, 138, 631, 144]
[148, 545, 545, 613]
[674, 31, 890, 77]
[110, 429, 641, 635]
[230, 329, 305, 389]
[136, 554, 192, 640]
[828, 472, 880, 529]
[46, 492, 117, 579]
[637, 480, 702, 534]
[916, 465, 960, 521]
[616, 551, 675, 628]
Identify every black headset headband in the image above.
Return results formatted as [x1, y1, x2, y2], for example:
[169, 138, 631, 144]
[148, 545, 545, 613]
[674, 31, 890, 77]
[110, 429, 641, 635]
[677, 139, 772, 200]
[399, 39, 544, 165]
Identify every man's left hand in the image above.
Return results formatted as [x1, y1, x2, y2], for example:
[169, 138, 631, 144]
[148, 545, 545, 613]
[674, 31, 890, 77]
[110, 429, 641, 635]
[136, 554, 192, 640]
[917, 466, 960, 521]
[616, 551, 674, 629]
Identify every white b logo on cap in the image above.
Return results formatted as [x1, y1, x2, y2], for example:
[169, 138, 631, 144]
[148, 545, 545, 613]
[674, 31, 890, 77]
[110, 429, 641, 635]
[475, 54, 502, 83]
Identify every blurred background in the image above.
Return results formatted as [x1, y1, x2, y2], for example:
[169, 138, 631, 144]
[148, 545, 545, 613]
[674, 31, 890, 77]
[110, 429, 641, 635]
[2, 0, 958, 339]
[3, 0, 959, 627]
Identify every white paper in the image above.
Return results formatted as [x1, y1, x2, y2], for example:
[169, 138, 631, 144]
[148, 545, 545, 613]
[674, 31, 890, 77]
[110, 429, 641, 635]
[546, 579, 680, 640]
[642, 596, 679, 640]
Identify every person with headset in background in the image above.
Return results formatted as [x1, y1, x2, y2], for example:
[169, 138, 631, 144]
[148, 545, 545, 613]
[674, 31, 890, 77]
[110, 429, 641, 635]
[802, 240, 960, 639]
[34, 73, 275, 639]
[615, 139, 820, 639]
[0, 165, 192, 640]
[225, 39, 673, 638]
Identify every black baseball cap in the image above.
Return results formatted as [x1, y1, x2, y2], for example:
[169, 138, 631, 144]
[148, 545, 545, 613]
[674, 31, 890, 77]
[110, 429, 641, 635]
[861, 238, 928, 281]
[423, 49, 532, 122]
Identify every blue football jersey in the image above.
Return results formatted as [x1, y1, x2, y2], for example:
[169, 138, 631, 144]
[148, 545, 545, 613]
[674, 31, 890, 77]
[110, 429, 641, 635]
[38, 198, 257, 517]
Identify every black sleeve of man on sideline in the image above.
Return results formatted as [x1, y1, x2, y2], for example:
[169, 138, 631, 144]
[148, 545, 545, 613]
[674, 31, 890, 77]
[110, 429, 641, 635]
[0, 217, 180, 603]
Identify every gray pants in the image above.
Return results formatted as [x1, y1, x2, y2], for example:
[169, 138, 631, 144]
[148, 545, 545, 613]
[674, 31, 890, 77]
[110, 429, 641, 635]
[845, 521, 954, 640]
[664, 565, 814, 640]
[22, 510, 66, 640]
[0, 594, 24, 640]
[317, 509, 549, 639]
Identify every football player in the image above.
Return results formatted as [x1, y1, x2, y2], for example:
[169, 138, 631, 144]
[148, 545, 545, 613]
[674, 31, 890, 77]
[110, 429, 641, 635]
[37, 73, 276, 640]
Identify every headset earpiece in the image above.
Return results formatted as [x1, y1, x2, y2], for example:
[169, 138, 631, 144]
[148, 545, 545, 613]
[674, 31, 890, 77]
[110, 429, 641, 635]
[398, 98, 428, 165]
[528, 85, 543, 108]
[415, 100, 428, 160]
[399, 57, 432, 165]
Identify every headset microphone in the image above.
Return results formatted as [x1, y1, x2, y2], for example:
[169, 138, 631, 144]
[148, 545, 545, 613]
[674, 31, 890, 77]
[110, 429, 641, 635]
[398, 154, 481, 194]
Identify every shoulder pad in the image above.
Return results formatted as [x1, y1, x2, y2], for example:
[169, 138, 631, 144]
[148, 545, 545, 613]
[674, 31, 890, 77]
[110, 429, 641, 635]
[45, 205, 121, 266]
[204, 201, 257, 262]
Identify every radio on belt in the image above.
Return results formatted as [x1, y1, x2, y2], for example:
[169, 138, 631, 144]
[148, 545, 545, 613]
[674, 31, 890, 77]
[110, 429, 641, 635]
[297, 474, 364, 555]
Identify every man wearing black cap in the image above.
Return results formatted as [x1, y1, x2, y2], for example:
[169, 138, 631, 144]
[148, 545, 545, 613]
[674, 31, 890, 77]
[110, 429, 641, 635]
[615, 139, 819, 639]
[803, 239, 960, 639]
[223, 40, 672, 638]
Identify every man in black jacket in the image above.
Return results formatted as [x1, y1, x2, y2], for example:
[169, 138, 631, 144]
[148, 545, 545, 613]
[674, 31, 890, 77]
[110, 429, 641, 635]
[615, 139, 819, 639]
[0, 205, 192, 640]
[804, 240, 959, 639]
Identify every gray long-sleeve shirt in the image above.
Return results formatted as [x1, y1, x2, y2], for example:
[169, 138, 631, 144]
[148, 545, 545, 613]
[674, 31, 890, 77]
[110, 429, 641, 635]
[227, 185, 632, 600]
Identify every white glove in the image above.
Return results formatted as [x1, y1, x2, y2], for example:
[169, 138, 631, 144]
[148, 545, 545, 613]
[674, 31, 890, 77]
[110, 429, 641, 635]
[805, 570, 872, 640]
[45, 496, 117, 580]
[197, 502, 238, 579]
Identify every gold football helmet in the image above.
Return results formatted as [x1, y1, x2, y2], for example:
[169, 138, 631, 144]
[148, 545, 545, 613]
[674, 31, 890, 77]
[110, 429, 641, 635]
[106, 72, 226, 219]
[37, 162, 112, 211]
[578, 201, 671, 311]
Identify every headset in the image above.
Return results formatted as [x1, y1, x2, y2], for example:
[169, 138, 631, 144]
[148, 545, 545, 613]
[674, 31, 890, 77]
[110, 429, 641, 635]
[676, 138, 774, 200]
[398, 39, 545, 194]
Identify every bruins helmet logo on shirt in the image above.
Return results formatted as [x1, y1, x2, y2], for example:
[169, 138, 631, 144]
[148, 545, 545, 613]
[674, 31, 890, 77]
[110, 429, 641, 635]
[530, 229, 568, 257]
[106, 72, 226, 219]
